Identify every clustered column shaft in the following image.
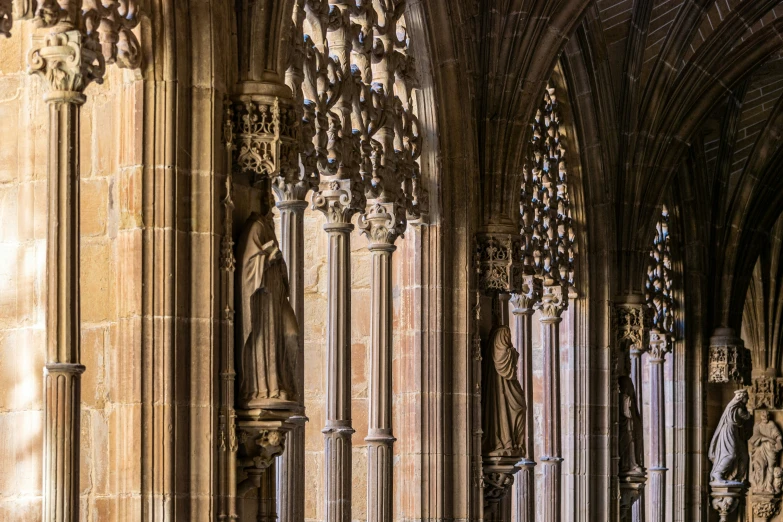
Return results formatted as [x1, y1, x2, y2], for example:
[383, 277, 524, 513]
[511, 299, 536, 522]
[629, 347, 646, 522]
[43, 87, 87, 522]
[365, 242, 397, 522]
[539, 283, 566, 522]
[321, 219, 356, 522]
[647, 330, 668, 522]
[276, 199, 309, 522]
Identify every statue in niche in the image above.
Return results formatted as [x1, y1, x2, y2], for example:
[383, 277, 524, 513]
[482, 325, 526, 457]
[709, 389, 753, 484]
[618, 371, 644, 474]
[750, 410, 783, 493]
[235, 195, 299, 408]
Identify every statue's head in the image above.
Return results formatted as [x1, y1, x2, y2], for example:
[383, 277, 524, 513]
[734, 389, 749, 404]
[759, 410, 770, 422]
[490, 325, 512, 348]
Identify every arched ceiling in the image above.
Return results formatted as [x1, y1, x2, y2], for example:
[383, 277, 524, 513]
[564, 0, 783, 303]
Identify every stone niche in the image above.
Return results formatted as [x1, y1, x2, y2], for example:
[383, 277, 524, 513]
[746, 407, 783, 522]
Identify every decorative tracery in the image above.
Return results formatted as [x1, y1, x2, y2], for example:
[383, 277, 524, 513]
[521, 82, 575, 291]
[286, 0, 427, 226]
[646, 205, 675, 341]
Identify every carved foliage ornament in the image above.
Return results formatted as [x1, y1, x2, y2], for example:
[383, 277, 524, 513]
[294, 0, 428, 223]
[483, 471, 514, 504]
[29, 28, 104, 93]
[7, 1, 142, 71]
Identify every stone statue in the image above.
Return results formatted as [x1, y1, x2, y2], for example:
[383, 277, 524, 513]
[482, 325, 526, 457]
[618, 373, 644, 473]
[709, 389, 753, 483]
[235, 206, 299, 408]
[750, 410, 783, 493]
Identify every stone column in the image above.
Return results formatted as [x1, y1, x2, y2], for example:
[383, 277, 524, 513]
[312, 183, 362, 522]
[647, 329, 668, 522]
[510, 278, 540, 522]
[275, 195, 309, 522]
[538, 281, 567, 522]
[629, 345, 646, 522]
[28, 25, 104, 522]
[361, 202, 404, 522]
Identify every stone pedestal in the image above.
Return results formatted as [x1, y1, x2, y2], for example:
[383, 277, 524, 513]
[619, 470, 647, 522]
[752, 493, 781, 522]
[236, 404, 302, 522]
[710, 482, 747, 522]
[484, 456, 519, 521]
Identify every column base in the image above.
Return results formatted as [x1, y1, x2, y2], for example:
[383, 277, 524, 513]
[43, 362, 85, 522]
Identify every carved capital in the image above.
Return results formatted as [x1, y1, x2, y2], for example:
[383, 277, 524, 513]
[612, 301, 652, 353]
[709, 328, 751, 385]
[29, 28, 105, 96]
[648, 328, 669, 362]
[232, 95, 300, 185]
[312, 178, 365, 225]
[476, 232, 523, 296]
[510, 274, 542, 313]
[537, 279, 567, 321]
[358, 200, 405, 247]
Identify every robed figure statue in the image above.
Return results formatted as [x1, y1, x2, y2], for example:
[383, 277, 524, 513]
[709, 389, 752, 483]
[618, 374, 644, 473]
[235, 208, 299, 409]
[750, 410, 783, 493]
[482, 325, 526, 457]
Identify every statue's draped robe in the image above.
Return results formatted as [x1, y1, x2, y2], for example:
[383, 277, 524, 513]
[482, 326, 526, 456]
[618, 375, 644, 473]
[750, 419, 783, 492]
[709, 395, 752, 483]
[236, 212, 298, 408]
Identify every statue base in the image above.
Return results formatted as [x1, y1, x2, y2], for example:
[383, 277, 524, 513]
[618, 469, 646, 521]
[751, 492, 781, 521]
[710, 481, 747, 522]
[483, 455, 520, 512]
[235, 403, 304, 521]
